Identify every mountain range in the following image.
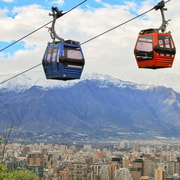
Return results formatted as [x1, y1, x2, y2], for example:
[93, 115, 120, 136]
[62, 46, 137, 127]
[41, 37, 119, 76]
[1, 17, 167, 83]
[0, 72, 180, 142]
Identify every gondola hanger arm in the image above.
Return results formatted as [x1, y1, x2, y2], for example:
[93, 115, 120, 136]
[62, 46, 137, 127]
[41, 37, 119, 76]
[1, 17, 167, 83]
[153, 0, 171, 33]
[49, 7, 65, 42]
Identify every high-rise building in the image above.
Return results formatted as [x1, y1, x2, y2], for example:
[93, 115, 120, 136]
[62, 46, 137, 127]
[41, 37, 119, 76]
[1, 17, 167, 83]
[143, 159, 155, 177]
[27, 152, 44, 178]
[174, 161, 180, 177]
[67, 162, 88, 179]
[110, 164, 119, 180]
[130, 159, 143, 180]
[166, 161, 175, 176]
[134, 141, 140, 152]
[27, 152, 43, 166]
[22, 146, 30, 156]
[120, 141, 127, 150]
[115, 168, 132, 180]
[166, 160, 180, 178]
[155, 168, 165, 180]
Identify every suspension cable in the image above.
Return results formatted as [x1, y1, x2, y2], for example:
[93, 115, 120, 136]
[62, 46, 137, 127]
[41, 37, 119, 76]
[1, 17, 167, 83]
[81, 8, 153, 45]
[0, 0, 171, 85]
[0, 0, 87, 52]
[0, 64, 41, 84]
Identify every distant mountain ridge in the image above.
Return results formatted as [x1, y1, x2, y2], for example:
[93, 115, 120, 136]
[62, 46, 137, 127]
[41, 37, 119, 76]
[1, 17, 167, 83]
[0, 73, 180, 142]
[0, 71, 165, 91]
[1, 71, 180, 92]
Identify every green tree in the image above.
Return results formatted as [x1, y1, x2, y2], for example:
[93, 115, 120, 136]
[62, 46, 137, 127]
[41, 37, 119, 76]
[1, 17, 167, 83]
[0, 136, 3, 144]
[0, 163, 9, 180]
[0, 136, 3, 154]
[8, 170, 39, 180]
[0, 164, 39, 180]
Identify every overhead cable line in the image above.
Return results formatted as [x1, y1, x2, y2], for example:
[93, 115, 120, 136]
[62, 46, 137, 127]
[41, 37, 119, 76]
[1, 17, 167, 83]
[0, 0, 87, 52]
[81, 0, 171, 45]
[0, 0, 171, 84]
[81, 8, 154, 45]
[0, 64, 41, 84]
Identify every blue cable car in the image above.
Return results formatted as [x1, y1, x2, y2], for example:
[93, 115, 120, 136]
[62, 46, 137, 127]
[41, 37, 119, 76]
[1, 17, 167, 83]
[42, 7, 85, 80]
[42, 40, 85, 80]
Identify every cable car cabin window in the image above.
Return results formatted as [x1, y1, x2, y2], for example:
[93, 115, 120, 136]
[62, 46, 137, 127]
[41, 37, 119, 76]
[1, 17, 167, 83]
[155, 35, 175, 57]
[64, 46, 83, 60]
[51, 46, 59, 63]
[46, 47, 53, 64]
[154, 35, 176, 57]
[158, 35, 174, 48]
[135, 35, 153, 61]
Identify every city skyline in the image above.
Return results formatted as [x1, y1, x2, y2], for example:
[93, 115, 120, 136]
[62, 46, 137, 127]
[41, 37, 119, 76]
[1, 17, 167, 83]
[1, 139, 180, 179]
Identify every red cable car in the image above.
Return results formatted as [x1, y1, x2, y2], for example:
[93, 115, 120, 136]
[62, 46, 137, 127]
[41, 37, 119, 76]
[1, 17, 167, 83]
[134, 29, 176, 69]
[134, 1, 176, 69]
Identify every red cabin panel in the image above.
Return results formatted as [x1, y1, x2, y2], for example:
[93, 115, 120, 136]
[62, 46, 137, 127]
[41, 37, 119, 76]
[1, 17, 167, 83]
[134, 32, 176, 69]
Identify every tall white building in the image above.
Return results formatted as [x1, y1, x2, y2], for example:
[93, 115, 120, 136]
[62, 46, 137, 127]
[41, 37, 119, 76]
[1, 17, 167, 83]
[115, 168, 132, 180]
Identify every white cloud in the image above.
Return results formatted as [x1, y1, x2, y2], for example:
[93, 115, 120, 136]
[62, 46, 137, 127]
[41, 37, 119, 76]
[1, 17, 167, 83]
[94, 0, 111, 8]
[0, 0, 14, 3]
[0, 8, 8, 17]
[51, 0, 64, 6]
[0, 0, 180, 91]
[95, 0, 101, 2]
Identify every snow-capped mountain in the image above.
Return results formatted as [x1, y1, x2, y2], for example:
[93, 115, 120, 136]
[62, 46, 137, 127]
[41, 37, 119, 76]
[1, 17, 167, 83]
[0, 71, 153, 91]
[0, 72, 180, 142]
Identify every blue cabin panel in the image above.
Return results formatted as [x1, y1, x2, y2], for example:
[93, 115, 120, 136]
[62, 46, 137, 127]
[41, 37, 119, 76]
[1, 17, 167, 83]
[42, 41, 85, 80]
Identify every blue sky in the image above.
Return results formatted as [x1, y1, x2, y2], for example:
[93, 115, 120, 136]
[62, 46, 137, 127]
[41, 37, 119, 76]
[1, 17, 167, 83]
[0, 0, 155, 54]
[0, 0, 180, 92]
[0, 0, 144, 22]
[0, 0, 141, 10]
[0, 0, 127, 12]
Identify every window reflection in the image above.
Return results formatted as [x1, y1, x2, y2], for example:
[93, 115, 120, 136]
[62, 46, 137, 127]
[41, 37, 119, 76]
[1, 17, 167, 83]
[136, 36, 153, 52]
[52, 47, 58, 63]
[135, 35, 153, 61]
[46, 47, 53, 64]
[158, 35, 175, 56]
[64, 47, 83, 60]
